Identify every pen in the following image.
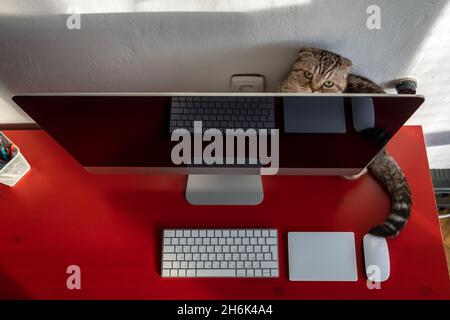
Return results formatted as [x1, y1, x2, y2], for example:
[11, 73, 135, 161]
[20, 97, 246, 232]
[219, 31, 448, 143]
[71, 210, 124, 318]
[8, 144, 16, 159]
[0, 145, 7, 161]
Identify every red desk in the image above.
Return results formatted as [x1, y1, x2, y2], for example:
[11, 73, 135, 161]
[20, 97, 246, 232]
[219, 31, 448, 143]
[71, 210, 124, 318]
[0, 126, 449, 299]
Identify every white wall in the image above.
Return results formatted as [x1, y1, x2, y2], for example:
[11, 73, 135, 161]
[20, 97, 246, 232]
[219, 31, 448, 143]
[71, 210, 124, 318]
[1, 0, 449, 167]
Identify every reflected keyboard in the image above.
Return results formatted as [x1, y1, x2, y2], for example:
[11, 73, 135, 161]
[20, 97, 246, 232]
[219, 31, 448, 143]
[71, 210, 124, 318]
[169, 96, 275, 133]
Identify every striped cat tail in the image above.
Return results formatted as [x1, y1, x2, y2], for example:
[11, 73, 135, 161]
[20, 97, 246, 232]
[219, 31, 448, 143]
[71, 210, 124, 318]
[368, 150, 412, 238]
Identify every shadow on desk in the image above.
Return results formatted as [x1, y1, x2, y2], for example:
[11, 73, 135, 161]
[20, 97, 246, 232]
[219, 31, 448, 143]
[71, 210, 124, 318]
[0, 270, 31, 299]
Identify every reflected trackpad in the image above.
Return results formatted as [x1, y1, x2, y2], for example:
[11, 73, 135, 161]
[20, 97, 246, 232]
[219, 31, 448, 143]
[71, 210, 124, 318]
[283, 97, 346, 133]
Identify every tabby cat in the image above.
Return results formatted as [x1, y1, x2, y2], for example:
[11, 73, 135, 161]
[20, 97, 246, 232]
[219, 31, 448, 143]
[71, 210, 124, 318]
[280, 47, 412, 238]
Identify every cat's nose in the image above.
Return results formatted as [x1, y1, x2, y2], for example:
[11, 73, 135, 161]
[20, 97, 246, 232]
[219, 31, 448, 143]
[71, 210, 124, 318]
[311, 84, 321, 93]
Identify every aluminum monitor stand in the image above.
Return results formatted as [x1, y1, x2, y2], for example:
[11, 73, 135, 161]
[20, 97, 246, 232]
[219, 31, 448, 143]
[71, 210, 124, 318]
[186, 174, 263, 205]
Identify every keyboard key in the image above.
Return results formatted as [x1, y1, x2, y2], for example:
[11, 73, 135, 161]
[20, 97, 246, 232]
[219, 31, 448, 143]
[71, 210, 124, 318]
[163, 254, 176, 261]
[164, 230, 175, 237]
[261, 261, 278, 269]
[187, 269, 196, 277]
[162, 269, 170, 277]
[271, 245, 278, 260]
[163, 246, 174, 253]
[197, 269, 236, 277]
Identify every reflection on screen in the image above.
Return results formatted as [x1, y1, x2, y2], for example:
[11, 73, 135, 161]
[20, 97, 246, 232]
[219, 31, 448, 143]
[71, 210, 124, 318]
[283, 97, 346, 134]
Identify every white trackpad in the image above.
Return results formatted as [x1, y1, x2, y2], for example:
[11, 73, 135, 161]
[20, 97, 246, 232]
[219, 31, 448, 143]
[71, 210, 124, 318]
[288, 232, 358, 282]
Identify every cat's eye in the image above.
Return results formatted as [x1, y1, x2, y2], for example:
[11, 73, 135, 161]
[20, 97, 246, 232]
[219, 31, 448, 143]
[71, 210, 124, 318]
[323, 80, 334, 88]
[304, 71, 314, 80]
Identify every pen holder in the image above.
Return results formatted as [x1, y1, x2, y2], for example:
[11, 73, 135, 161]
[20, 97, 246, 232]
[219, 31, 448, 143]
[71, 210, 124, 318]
[0, 132, 31, 187]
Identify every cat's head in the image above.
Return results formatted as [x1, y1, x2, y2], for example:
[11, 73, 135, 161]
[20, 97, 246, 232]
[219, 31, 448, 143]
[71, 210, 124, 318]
[289, 47, 353, 93]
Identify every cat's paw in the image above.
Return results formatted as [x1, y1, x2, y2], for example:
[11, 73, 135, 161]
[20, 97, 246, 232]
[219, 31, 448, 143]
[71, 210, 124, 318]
[342, 168, 368, 180]
[295, 86, 313, 93]
[279, 85, 312, 93]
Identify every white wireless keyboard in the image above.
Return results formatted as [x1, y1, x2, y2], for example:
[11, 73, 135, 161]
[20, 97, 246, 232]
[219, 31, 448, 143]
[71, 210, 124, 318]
[161, 229, 279, 278]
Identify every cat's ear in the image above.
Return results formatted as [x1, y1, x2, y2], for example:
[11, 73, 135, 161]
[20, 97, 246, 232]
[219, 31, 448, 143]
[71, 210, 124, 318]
[341, 57, 353, 72]
[298, 48, 316, 60]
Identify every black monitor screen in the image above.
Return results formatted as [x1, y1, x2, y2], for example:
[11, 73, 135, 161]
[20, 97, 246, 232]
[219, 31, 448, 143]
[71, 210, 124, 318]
[12, 95, 424, 171]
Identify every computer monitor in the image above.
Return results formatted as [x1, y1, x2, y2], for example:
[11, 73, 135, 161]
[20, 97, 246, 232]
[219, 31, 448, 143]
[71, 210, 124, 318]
[12, 93, 424, 205]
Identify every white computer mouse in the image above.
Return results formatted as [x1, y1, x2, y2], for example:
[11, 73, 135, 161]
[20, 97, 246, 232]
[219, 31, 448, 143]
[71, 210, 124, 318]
[363, 234, 390, 282]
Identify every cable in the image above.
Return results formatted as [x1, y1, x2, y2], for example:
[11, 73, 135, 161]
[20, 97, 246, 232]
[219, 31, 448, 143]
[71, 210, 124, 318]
[439, 213, 450, 219]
